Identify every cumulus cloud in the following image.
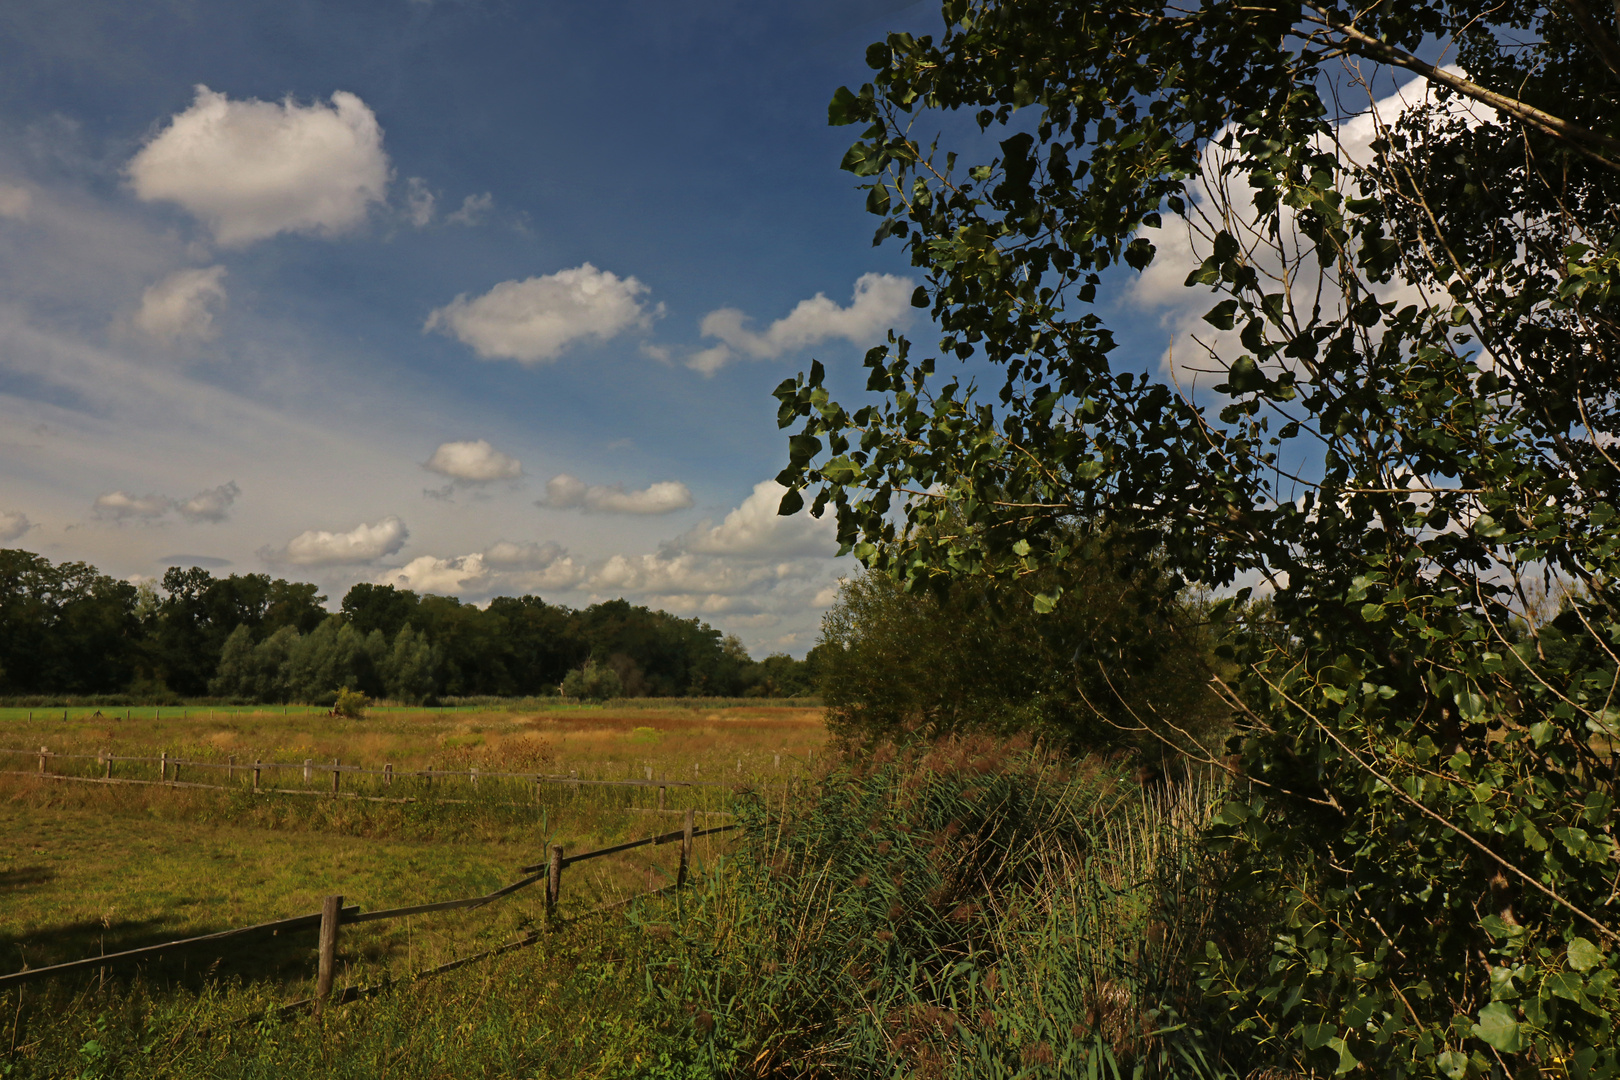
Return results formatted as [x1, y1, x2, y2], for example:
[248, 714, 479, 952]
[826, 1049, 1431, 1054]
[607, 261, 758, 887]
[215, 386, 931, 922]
[134, 265, 227, 342]
[375, 539, 584, 594]
[0, 510, 31, 542]
[690, 272, 912, 374]
[540, 474, 693, 514]
[424, 263, 654, 364]
[677, 480, 837, 557]
[127, 86, 390, 246]
[94, 491, 174, 520]
[424, 439, 522, 483]
[177, 480, 239, 523]
[268, 515, 408, 566]
[446, 192, 492, 226]
[404, 177, 436, 227]
[0, 184, 31, 220]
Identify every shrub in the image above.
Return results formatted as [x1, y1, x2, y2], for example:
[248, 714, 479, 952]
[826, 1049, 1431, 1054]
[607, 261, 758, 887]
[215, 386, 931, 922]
[332, 687, 369, 719]
[561, 660, 622, 702]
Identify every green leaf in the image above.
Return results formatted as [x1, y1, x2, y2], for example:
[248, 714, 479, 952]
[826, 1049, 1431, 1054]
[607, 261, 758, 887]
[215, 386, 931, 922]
[1032, 589, 1061, 614]
[1203, 299, 1240, 330]
[1436, 1050, 1469, 1079]
[1471, 1002, 1523, 1052]
[1567, 937, 1602, 971]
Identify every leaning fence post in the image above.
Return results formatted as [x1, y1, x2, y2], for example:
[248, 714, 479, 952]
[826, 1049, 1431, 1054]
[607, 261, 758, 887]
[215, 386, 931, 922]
[316, 893, 343, 1012]
[679, 808, 694, 889]
[546, 845, 563, 920]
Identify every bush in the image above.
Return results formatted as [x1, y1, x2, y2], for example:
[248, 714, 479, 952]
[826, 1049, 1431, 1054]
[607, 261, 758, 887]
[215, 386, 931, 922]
[332, 687, 369, 719]
[561, 660, 622, 702]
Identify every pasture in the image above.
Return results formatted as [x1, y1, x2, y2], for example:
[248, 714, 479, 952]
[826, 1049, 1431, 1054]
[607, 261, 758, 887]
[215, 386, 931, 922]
[0, 702, 826, 1078]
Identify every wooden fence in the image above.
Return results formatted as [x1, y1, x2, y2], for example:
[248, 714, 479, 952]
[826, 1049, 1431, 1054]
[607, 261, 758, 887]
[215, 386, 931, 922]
[0, 807, 738, 1017]
[0, 746, 811, 811]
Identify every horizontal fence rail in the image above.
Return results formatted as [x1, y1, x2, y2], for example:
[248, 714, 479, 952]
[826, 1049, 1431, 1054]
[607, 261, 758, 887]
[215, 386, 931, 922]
[0, 811, 740, 998]
[0, 747, 770, 789]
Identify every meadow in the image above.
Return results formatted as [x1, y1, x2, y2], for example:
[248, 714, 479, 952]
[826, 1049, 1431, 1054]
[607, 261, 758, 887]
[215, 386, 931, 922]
[0, 701, 826, 1078]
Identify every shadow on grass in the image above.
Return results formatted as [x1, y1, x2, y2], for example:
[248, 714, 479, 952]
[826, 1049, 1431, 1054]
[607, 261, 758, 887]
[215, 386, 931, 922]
[0, 912, 366, 991]
[0, 864, 56, 890]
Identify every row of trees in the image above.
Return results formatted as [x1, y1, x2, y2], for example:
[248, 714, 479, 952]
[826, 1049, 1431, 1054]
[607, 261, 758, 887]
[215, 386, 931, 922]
[0, 550, 818, 702]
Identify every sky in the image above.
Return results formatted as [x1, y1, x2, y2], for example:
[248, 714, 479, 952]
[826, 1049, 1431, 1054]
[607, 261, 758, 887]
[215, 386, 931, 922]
[0, 0, 950, 656]
[0, 0, 1428, 656]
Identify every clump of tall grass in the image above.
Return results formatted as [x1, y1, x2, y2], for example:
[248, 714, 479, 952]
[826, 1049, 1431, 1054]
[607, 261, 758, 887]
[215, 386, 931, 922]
[642, 734, 1255, 1078]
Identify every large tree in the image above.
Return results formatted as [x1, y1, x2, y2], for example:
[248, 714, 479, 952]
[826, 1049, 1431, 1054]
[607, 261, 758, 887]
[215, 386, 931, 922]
[776, 0, 1620, 1074]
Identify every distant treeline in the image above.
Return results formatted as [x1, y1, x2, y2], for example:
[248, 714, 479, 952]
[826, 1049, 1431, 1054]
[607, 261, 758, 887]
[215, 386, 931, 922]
[0, 549, 821, 703]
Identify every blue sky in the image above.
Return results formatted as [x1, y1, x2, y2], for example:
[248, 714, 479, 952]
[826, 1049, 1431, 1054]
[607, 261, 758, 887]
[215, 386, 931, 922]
[0, 0, 954, 655]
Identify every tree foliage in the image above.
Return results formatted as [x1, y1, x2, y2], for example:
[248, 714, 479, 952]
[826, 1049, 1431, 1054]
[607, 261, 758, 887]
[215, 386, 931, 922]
[775, 0, 1620, 1073]
[818, 564, 1225, 766]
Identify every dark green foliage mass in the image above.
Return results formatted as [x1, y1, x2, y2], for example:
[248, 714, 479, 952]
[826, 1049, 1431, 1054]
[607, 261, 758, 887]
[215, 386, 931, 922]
[818, 565, 1226, 765]
[0, 549, 815, 703]
[770, 0, 1620, 1073]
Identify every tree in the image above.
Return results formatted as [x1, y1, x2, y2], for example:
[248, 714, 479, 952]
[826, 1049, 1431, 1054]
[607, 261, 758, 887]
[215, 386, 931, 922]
[0, 549, 140, 694]
[818, 564, 1223, 764]
[774, 1, 1620, 1074]
[561, 660, 622, 701]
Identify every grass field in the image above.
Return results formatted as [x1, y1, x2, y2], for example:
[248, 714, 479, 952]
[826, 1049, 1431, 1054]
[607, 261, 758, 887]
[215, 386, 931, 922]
[0, 703, 826, 1077]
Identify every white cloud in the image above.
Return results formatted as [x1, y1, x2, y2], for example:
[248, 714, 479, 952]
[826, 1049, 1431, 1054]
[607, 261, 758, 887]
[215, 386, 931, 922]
[377, 552, 488, 593]
[91, 481, 240, 523]
[482, 539, 563, 568]
[94, 491, 173, 520]
[127, 86, 390, 246]
[375, 539, 584, 594]
[446, 192, 492, 226]
[540, 473, 693, 514]
[0, 184, 31, 220]
[678, 479, 837, 557]
[268, 515, 408, 566]
[0, 510, 31, 542]
[424, 439, 522, 483]
[424, 263, 654, 364]
[691, 272, 912, 374]
[134, 265, 227, 342]
[177, 480, 239, 523]
[405, 177, 435, 227]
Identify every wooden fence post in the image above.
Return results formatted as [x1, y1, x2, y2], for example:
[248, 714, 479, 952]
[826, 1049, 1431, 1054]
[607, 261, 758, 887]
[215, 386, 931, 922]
[228, 755, 235, 783]
[658, 785, 666, 811]
[546, 845, 563, 919]
[679, 808, 694, 889]
[37, 746, 47, 776]
[303, 758, 313, 785]
[159, 751, 168, 783]
[103, 752, 111, 779]
[470, 766, 479, 789]
[316, 894, 342, 1012]
[331, 759, 340, 796]
[384, 762, 393, 786]
[253, 761, 261, 792]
